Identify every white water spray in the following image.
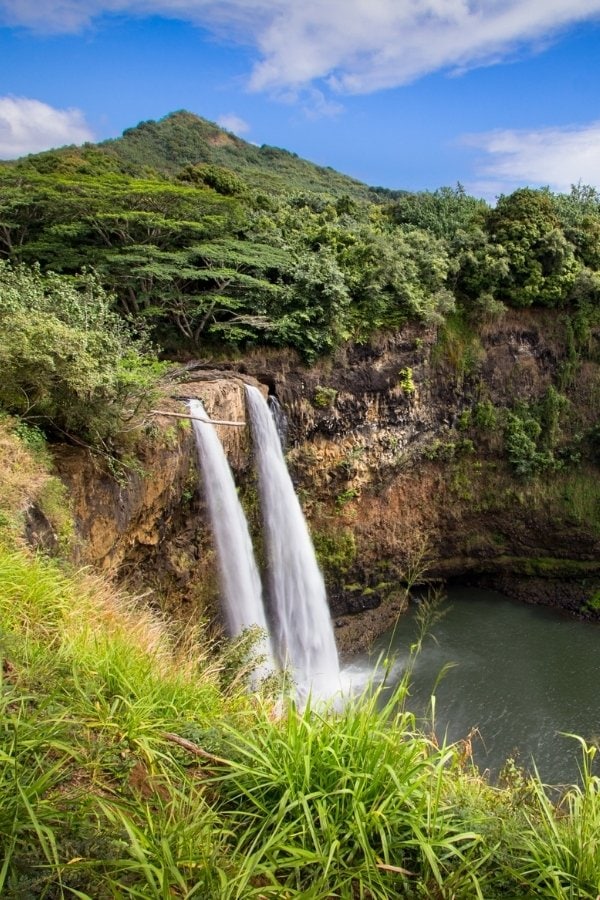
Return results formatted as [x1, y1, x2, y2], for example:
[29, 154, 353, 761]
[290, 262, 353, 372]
[245, 385, 340, 700]
[189, 399, 273, 673]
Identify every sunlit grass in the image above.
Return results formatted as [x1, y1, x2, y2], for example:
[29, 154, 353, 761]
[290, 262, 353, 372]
[1, 544, 600, 897]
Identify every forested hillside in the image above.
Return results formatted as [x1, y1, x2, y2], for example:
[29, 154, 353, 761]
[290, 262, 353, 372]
[2, 110, 600, 467]
[2, 112, 600, 898]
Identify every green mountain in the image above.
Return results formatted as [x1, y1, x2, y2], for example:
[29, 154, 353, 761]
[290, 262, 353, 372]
[13, 110, 380, 201]
[108, 111, 378, 198]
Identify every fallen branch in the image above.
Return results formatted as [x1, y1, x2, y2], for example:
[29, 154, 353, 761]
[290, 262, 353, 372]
[151, 409, 246, 427]
[162, 732, 231, 766]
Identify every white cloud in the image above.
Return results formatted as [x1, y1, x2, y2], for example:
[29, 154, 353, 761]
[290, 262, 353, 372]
[217, 113, 250, 135]
[0, 96, 94, 158]
[2, 1, 600, 93]
[301, 88, 343, 120]
[463, 122, 600, 197]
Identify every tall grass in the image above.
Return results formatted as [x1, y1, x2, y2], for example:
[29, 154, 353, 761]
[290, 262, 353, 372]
[512, 737, 600, 898]
[1, 544, 600, 897]
[213, 687, 488, 899]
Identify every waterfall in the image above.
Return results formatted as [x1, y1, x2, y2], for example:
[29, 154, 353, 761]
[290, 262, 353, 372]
[245, 385, 340, 700]
[268, 395, 288, 449]
[189, 399, 273, 674]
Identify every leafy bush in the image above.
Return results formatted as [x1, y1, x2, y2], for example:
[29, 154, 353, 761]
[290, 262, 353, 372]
[312, 386, 338, 409]
[398, 366, 415, 394]
[504, 411, 559, 477]
[0, 262, 164, 446]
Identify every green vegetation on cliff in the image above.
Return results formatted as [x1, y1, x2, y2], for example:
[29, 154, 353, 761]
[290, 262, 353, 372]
[0, 262, 164, 447]
[3, 114, 600, 373]
[1, 114, 600, 895]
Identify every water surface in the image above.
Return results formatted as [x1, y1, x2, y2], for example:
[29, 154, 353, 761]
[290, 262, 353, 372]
[348, 587, 600, 784]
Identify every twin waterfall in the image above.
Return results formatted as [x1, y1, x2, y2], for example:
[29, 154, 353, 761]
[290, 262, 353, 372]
[245, 386, 340, 699]
[189, 399, 274, 675]
[190, 388, 340, 701]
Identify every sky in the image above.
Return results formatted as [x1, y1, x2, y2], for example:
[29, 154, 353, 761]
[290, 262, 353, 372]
[1, 1, 600, 199]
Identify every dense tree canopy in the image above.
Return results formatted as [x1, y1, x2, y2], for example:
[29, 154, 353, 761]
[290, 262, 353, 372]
[0, 261, 163, 445]
[2, 116, 600, 367]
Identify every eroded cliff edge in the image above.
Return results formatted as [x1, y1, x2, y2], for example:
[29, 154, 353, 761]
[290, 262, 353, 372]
[49, 309, 600, 655]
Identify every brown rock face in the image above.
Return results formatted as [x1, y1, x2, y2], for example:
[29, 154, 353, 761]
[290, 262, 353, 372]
[55, 376, 256, 571]
[46, 310, 600, 654]
[52, 375, 265, 632]
[236, 313, 600, 624]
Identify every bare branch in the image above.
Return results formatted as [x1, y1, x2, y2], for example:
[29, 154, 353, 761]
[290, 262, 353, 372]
[162, 732, 231, 766]
[151, 409, 246, 427]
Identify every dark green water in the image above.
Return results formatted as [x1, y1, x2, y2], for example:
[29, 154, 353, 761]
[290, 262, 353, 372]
[349, 587, 600, 784]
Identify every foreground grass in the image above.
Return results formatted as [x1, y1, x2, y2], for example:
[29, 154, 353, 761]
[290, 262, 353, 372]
[1, 547, 600, 898]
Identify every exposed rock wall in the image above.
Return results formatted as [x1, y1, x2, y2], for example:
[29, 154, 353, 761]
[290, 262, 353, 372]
[236, 312, 600, 621]
[53, 376, 264, 631]
[48, 310, 600, 654]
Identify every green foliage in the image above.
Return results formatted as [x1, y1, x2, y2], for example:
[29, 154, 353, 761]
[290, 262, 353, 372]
[511, 739, 600, 898]
[312, 527, 357, 579]
[0, 261, 164, 445]
[504, 411, 556, 477]
[335, 486, 360, 509]
[214, 686, 488, 898]
[388, 184, 487, 240]
[1, 544, 600, 897]
[398, 366, 415, 394]
[487, 189, 581, 308]
[423, 438, 475, 462]
[433, 312, 482, 380]
[504, 389, 570, 477]
[5, 117, 600, 361]
[584, 590, 600, 612]
[312, 386, 338, 409]
[100, 111, 377, 200]
[543, 469, 600, 534]
[179, 162, 249, 196]
[538, 385, 569, 449]
[11, 420, 47, 453]
[473, 399, 498, 430]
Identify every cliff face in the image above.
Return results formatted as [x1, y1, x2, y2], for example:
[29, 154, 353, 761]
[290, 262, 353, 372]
[237, 310, 600, 622]
[49, 311, 600, 654]
[53, 376, 263, 632]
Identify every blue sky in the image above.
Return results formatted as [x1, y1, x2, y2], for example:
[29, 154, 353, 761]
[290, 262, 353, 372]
[1, 1, 600, 198]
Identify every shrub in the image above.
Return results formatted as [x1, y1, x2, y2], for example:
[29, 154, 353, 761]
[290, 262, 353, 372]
[504, 410, 562, 477]
[0, 262, 165, 446]
[312, 385, 338, 409]
[398, 366, 415, 394]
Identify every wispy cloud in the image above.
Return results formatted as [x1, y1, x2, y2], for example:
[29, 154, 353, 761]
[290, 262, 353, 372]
[463, 121, 600, 197]
[216, 113, 250, 136]
[2, 1, 600, 94]
[301, 88, 343, 120]
[0, 96, 94, 158]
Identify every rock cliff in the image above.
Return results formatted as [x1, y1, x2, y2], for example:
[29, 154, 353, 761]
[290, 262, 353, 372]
[49, 310, 600, 654]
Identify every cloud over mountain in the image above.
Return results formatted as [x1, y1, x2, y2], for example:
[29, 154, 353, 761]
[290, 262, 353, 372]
[3, 0, 600, 94]
[464, 121, 600, 196]
[0, 96, 94, 158]
[217, 113, 250, 136]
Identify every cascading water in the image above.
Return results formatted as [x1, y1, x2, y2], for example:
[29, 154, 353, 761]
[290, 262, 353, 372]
[189, 399, 273, 674]
[245, 385, 340, 700]
[268, 395, 288, 449]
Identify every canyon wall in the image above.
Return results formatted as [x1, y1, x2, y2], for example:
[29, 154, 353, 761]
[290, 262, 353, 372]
[49, 311, 600, 653]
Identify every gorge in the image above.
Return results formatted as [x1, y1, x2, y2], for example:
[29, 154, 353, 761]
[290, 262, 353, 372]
[3, 112, 600, 896]
[48, 310, 600, 661]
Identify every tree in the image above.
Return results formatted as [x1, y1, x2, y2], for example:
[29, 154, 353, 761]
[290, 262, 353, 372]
[487, 188, 580, 307]
[0, 262, 162, 445]
[388, 185, 487, 241]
